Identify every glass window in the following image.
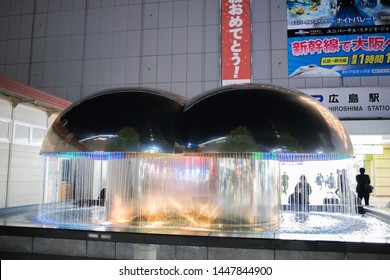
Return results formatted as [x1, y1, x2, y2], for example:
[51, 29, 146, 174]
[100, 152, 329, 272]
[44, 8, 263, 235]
[32, 127, 45, 145]
[0, 120, 10, 141]
[14, 123, 30, 143]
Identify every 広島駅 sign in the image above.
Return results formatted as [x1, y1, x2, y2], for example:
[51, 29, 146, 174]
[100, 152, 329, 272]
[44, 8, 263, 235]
[300, 86, 390, 119]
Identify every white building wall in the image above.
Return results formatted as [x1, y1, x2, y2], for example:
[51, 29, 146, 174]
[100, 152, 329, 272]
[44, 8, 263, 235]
[7, 144, 44, 206]
[0, 96, 48, 207]
[0, 98, 12, 207]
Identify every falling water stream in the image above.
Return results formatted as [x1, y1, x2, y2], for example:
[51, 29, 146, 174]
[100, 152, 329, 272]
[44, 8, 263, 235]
[28, 151, 370, 233]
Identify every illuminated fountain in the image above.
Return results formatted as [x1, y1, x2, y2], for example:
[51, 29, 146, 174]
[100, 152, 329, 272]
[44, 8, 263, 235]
[39, 84, 357, 231]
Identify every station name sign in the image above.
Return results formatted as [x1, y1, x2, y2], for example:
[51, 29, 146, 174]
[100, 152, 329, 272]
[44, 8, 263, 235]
[299, 87, 390, 119]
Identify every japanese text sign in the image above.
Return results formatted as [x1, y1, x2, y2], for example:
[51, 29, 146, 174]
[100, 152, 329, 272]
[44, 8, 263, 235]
[222, 0, 251, 85]
[287, 0, 390, 78]
[300, 87, 390, 119]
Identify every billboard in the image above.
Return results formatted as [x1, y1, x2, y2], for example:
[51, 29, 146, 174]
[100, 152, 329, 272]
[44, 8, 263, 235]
[287, 0, 390, 78]
[221, 0, 251, 85]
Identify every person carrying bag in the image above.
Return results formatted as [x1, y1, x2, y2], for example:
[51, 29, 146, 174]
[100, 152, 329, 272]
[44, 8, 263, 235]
[356, 167, 372, 206]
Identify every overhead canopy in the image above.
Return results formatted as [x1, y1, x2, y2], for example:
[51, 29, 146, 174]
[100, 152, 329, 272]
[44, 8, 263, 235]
[0, 75, 71, 113]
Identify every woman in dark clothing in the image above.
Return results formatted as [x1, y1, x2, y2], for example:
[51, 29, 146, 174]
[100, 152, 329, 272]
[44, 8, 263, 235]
[356, 167, 371, 205]
[291, 175, 312, 205]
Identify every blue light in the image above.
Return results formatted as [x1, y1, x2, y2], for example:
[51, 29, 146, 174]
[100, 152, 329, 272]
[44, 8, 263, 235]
[41, 152, 127, 160]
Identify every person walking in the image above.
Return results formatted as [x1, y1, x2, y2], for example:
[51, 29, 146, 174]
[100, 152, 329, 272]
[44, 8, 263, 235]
[281, 172, 289, 195]
[315, 173, 324, 190]
[327, 172, 336, 192]
[294, 175, 312, 205]
[356, 167, 371, 206]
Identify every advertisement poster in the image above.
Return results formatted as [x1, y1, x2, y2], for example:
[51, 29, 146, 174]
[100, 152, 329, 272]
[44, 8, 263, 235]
[221, 0, 251, 85]
[287, 0, 390, 78]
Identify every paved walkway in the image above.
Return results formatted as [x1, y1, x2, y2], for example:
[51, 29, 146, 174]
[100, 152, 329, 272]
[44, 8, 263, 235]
[370, 196, 390, 208]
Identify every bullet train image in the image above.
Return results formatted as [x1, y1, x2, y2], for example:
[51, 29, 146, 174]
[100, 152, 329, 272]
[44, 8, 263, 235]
[289, 64, 341, 78]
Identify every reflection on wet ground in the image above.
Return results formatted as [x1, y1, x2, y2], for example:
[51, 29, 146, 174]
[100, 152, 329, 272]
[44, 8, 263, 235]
[1, 203, 389, 243]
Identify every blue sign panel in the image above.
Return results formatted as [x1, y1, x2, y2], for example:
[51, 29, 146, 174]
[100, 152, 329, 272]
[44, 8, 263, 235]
[287, 0, 390, 78]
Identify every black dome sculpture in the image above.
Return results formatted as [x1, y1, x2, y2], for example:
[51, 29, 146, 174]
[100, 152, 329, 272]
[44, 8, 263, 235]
[41, 87, 187, 155]
[41, 84, 353, 157]
[178, 84, 353, 155]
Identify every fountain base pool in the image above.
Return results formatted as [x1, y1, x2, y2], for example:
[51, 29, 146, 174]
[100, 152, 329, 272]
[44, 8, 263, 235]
[1, 203, 389, 260]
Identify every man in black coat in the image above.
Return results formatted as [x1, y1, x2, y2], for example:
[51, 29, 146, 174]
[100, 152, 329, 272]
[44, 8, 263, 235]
[356, 167, 371, 205]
